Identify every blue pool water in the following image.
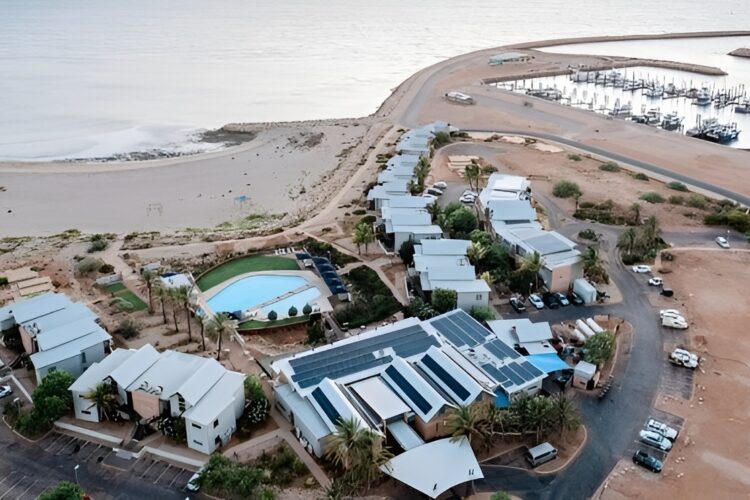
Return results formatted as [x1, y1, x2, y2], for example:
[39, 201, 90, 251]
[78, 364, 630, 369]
[207, 275, 320, 315]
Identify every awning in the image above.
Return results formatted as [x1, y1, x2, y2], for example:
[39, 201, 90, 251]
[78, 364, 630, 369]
[380, 436, 482, 499]
[494, 390, 510, 409]
[388, 420, 424, 451]
[527, 353, 570, 374]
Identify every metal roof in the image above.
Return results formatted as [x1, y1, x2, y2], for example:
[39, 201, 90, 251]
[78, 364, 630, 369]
[382, 196, 431, 209]
[349, 377, 411, 422]
[387, 224, 443, 235]
[30, 328, 110, 369]
[486, 319, 553, 344]
[524, 232, 575, 255]
[387, 154, 421, 169]
[388, 420, 425, 451]
[128, 350, 208, 400]
[388, 211, 432, 227]
[308, 378, 369, 432]
[24, 303, 96, 334]
[423, 265, 476, 282]
[487, 199, 537, 222]
[481, 358, 545, 392]
[416, 239, 471, 256]
[428, 280, 490, 294]
[381, 357, 451, 423]
[412, 254, 469, 273]
[283, 319, 440, 390]
[428, 309, 492, 348]
[176, 358, 227, 405]
[381, 436, 482, 499]
[108, 344, 160, 388]
[415, 346, 484, 406]
[275, 383, 330, 440]
[35, 318, 105, 351]
[68, 348, 135, 393]
[2, 292, 72, 325]
[183, 371, 245, 426]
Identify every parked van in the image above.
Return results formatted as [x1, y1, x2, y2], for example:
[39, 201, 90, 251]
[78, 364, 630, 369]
[525, 442, 558, 467]
[662, 316, 688, 329]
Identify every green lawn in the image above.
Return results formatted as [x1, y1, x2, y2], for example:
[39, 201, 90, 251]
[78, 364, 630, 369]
[238, 316, 308, 331]
[196, 255, 299, 291]
[104, 282, 147, 311]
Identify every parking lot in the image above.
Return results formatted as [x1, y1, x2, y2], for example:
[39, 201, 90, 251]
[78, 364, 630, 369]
[36, 433, 197, 494]
[628, 409, 685, 463]
[0, 471, 61, 500]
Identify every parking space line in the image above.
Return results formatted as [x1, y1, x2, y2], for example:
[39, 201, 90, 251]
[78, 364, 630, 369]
[0, 472, 17, 486]
[154, 464, 171, 484]
[84, 444, 102, 461]
[53, 436, 76, 455]
[169, 469, 189, 489]
[43, 434, 65, 452]
[140, 460, 157, 478]
[167, 469, 182, 488]
[0, 476, 26, 500]
[13, 479, 37, 500]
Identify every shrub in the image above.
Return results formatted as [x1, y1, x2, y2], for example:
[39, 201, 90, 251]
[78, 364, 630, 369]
[583, 331, 616, 367]
[599, 161, 620, 172]
[578, 229, 598, 241]
[666, 181, 688, 192]
[633, 173, 649, 181]
[686, 194, 707, 209]
[567, 154, 582, 162]
[469, 306, 495, 322]
[359, 215, 376, 225]
[432, 288, 457, 314]
[88, 234, 109, 253]
[399, 240, 416, 266]
[432, 131, 451, 148]
[335, 266, 400, 328]
[668, 195, 684, 205]
[288, 306, 298, 317]
[639, 192, 665, 204]
[99, 263, 115, 274]
[0, 277, 7, 287]
[39, 481, 84, 500]
[267, 310, 278, 321]
[117, 318, 140, 339]
[552, 181, 582, 199]
[157, 415, 186, 443]
[704, 209, 750, 233]
[351, 209, 367, 216]
[15, 371, 74, 437]
[446, 206, 477, 238]
[76, 256, 104, 274]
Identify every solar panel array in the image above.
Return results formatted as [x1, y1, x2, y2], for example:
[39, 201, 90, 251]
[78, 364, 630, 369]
[311, 387, 341, 425]
[482, 359, 545, 390]
[421, 354, 470, 401]
[429, 310, 490, 348]
[384, 365, 432, 415]
[484, 338, 521, 361]
[289, 324, 439, 389]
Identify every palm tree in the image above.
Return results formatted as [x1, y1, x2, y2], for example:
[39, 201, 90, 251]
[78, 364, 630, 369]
[154, 285, 169, 324]
[445, 404, 487, 448]
[413, 156, 431, 190]
[205, 312, 237, 361]
[427, 202, 443, 223]
[520, 251, 543, 290]
[196, 314, 207, 351]
[174, 285, 192, 342]
[617, 227, 638, 256]
[168, 288, 180, 332]
[641, 215, 661, 253]
[142, 269, 157, 314]
[549, 394, 581, 439]
[325, 418, 392, 492]
[466, 241, 487, 266]
[526, 396, 554, 444]
[479, 271, 494, 288]
[464, 161, 481, 191]
[326, 417, 366, 472]
[85, 382, 118, 421]
[352, 223, 375, 255]
[629, 202, 641, 226]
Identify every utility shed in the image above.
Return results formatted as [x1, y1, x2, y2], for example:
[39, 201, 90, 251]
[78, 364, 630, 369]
[573, 361, 597, 390]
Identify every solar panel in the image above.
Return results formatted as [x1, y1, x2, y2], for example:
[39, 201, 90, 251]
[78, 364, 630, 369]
[384, 366, 432, 414]
[498, 365, 523, 386]
[430, 317, 474, 347]
[484, 339, 519, 362]
[481, 363, 507, 383]
[508, 361, 534, 381]
[448, 311, 490, 344]
[311, 387, 342, 425]
[519, 360, 545, 379]
[422, 355, 470, 401]
[296, 356, 392, 389]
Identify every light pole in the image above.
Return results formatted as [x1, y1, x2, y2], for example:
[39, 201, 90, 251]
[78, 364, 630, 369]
[727, 229, 730, 246]
[74, 464, 80, 486]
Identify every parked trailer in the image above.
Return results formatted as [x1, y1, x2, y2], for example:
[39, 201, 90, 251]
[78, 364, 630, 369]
[585, 318, 605, 333]
[576, 319, 596, 338]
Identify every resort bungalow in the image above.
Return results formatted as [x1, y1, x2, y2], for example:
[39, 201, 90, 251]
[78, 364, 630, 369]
[488, 51, 533, 65]
[381, 195, 433, 210]
[412, 239, 490, 311]
[487, 318, 557, 355]
[495, 227, 583, 293]
[395, 134, 431, 157]
[367, 181, 410, 210]
[485, 199, 541, 238]
[69, 344, 246, 454]
[384, 211, 442, 250]
[477, 173, 531, 213]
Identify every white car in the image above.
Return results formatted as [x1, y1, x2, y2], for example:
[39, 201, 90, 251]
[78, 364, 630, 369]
[648, 277, 663, 286]
[631, 265, 651, 273]
[662, 316, 688, 329]
[639, 430, 673, 451]
[715, 236, 730, 249]
[645, 419, 679, 441]
[459, 194, 476, 204]
[432, 181, 448, 190]
[528, 294, 544, 310]
[669, 348, 699, 369]
[659, 309, 682, 319]
[462, 190, 479, 198]
[186, 467, 204, 492]
[422, 194, 437, 203]
[0, 385, 11, 399]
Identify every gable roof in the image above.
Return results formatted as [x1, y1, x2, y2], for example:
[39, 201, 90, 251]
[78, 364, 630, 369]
[487, 199, 537, 222]
[2, 293, 71, 325]
[176, 358, 228, 405]
[380, 357, 452, 422]
[108, 344, 160, 388]
[35, 318, 105, 351]
[416, 239, 471, 256]
[486, 319, 553, 344]
[69, 348, 135, 393]
[30, 329, 110, 369]
[28, 303, 97, 334]
[414, 346, 484, 406]
[128, 350, 207, 400]
[183, 371, 245, 426]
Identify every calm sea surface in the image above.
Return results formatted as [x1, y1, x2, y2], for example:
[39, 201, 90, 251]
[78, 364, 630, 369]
[1, 0, 749, 160]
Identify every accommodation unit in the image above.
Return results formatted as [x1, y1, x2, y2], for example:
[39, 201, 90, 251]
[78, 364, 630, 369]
[380, 195, 433, 210]
[69, 344, 246, 454]
[0, 293, 111, 381]
[485, 199, 541, 238]
[488, 52, 533, 65]
[383, 211, 442, 250]
[477, 173, 531, 213]
[367, 180, 410, 210]
[487, 318, 557, 355]
[394, 122, 452, 157]
[412, 239, 490, 311]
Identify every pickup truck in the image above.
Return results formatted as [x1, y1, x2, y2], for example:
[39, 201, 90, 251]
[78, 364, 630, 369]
[669, 348, 699, 369]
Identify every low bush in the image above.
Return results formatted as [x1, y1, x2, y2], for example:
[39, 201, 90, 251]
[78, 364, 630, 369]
[578, 229, 598, 241]
[99, 263, 115, 274]
[552, 180, 582, 199]
[335, 266, 401, 328]
[633, 172, 649, 181]
[469, 306, 495, 322]
[704, 209, 750, 233]
[117, 319, 140, 339]
[351, 209, 367, 216]
[599, 161, 620, 172]
[567, 154, 582, 162]
[668, 195, 684, 205]
[76, 256, 104, 275]
[666, 181, 688, 192]
[88, 234, 109, 253]
[0, 277, 7, 287]
[686, 194, 708, 209]
[639, 192, 665, 204]
[301, 238, 357, 266]
[360, 215, 376, 225]
[288, 306, 298, 317]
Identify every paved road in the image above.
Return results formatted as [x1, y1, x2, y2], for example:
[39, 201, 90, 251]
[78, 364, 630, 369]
[0, 426, 189, 500]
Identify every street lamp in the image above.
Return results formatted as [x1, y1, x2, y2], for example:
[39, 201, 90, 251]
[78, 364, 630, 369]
[74, 464, 80, 486]
[727, 229, 730, 246]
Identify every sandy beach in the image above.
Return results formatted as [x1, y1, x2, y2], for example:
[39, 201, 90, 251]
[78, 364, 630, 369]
[2, 31, 750, 237]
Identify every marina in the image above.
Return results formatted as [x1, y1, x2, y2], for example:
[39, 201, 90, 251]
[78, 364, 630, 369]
[494, 66, 749, 148]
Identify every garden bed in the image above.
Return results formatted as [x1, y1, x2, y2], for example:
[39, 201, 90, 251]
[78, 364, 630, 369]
[103, 282, 147, 311]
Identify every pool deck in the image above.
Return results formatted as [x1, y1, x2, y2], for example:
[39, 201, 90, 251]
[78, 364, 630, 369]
[200, 270, 334, 318]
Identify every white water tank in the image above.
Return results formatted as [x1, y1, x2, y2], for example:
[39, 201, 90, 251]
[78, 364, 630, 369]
[576, 319, 596, 338]
[586, 318, 604, 333]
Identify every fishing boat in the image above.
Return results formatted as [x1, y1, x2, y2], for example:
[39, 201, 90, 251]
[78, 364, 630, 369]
[704, 123, 741, 144]
[526, 88, 562, 101]
[610, 103, 633, 118]
[644, 86, 663, 99]
[734, 101, 750, 114]
[694, 89, 712, 106]
[660, 112, 683, 131]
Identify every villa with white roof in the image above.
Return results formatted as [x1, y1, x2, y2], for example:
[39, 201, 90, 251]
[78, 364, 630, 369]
[477, 173, 531, 212]
[271, 309, 553, 498]
[69, 344, 245, 454]
[412, 239, 490, 311]
[0, 292, 111, 382]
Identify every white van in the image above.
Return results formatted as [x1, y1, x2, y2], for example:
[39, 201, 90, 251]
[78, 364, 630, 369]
[662, 316, 688, 329]
[525, 442, 558, 467]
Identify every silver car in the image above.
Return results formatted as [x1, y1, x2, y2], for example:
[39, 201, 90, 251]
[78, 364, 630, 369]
[639, 430, 672, 451]
[645, 419, 678, 441]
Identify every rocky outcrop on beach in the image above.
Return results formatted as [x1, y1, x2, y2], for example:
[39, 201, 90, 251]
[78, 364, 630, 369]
[728, 48, 750, 58]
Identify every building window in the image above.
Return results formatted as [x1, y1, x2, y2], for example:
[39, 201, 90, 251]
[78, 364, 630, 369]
[81, 352, 87, 364]
[178, 395, 186, 412]
[213, 419, 219, 428]
[193, 440, 203, 446]
[476, 294, 483, 301]
[191, 423, 201, 429]
[82, 410, 91, 415]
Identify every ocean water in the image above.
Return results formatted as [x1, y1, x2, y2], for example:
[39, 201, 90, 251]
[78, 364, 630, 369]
[1, 0, 748, 160]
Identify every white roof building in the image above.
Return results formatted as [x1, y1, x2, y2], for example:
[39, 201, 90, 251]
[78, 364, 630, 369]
[478, 173, 531, 211]
[487, 318, 557, 355]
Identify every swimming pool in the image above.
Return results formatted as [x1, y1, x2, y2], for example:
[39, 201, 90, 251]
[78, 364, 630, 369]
[206, 274, 321, 315]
